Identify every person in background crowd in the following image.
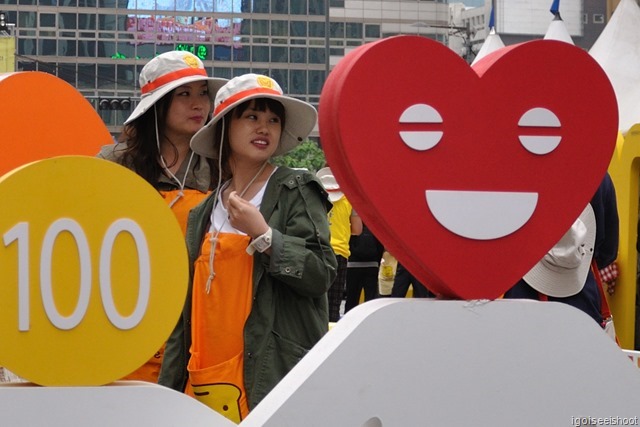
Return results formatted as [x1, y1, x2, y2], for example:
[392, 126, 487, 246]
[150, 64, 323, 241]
[345, 223, 384, 313]
[317, 167, 362, 322]
[503, 204, 602, 325]
[378, 251, 398, 297]
[391, 262, 435, 298]
[505, 173, 619, 341]
[591, 172, 619, 296]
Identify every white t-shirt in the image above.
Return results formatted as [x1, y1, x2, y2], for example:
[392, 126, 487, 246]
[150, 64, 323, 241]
[209, 167, 277, 234]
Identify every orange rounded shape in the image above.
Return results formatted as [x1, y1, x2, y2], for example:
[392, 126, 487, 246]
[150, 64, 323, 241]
[0, 72, 114, 176]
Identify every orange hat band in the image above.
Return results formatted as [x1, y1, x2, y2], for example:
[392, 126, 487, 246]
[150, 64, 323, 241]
[141, 68, 207, 94]
[214, 87, 282, 116]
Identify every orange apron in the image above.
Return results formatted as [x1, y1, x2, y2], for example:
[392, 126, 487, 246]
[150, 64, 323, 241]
[187, 231, 253, 423]
[122, 188, 209, 383]
[160, 188, 210, 235]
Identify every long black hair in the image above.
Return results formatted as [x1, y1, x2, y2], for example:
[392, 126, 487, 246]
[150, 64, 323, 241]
[117, 91, 216, 188]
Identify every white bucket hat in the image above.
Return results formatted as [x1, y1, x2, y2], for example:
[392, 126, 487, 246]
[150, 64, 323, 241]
[190, 73, 317, 158]
[316, 167, 344, 202]
[124, 51, 227, 125]
[523, 204, 596, 298]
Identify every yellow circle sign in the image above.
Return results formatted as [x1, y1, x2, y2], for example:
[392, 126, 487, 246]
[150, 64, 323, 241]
[0, 156, 188, 386]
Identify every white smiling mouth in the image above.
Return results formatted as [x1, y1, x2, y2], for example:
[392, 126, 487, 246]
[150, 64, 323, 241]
[426, 190, 538, 240]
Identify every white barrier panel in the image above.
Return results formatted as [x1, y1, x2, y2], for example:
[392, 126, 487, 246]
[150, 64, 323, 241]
[2, 299, 639, 426]
[0, 381, 235, 426]
[244, 299, 640, 427]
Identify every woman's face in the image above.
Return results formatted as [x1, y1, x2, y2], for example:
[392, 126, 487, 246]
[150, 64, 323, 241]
[164, 81, 211, 142]
[227, 99, 282, 165]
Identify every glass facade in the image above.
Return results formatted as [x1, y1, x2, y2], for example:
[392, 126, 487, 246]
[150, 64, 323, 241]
[1, 0, 450, 134]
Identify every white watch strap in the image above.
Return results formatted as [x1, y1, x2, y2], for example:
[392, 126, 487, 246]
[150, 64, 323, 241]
[246, 227, 272, 255]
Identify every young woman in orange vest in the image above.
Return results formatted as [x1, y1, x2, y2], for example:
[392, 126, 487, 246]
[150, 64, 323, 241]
[98, 50, 227, 382]
[158, 74, 337, 422]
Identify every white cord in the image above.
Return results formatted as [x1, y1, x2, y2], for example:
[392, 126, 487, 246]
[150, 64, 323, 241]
[205, 116, 269, 294]
[154, 105, 195, 207]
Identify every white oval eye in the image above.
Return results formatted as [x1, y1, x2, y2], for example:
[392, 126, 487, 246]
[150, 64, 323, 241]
[399, 104, 443, 151]
[518, 107, 562, 155]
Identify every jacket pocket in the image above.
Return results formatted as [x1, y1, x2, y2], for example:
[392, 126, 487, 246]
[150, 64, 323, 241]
[252, 330, 309, 405]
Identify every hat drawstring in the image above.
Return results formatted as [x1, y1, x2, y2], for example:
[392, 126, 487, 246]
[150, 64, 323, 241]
[154, 105, 195, 208]
[205, 117, 226, 294]
[204, 232, 218, 295]
[206, 117, 269, 294]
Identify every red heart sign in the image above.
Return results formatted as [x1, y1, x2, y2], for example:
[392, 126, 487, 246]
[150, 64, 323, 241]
[319, 36, 617, 300]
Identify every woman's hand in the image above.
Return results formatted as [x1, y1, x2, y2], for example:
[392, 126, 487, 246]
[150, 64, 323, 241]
[227, 191, 270, 238]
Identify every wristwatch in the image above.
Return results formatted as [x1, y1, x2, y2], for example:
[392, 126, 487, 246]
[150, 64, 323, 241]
[247, 227, 272, 254]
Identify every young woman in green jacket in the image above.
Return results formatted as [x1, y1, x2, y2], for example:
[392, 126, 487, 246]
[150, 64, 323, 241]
[158, 73, 337, 422]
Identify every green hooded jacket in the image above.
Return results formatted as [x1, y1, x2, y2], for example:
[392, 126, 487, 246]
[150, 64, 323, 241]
[158, 166, 337, 409]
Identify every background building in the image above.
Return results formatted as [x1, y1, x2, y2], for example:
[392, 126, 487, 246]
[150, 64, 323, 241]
[0, 0, 450, 136]
[0, 0, 629, 137]
[450, 0, 614, 54]
[487, 0, 606, 49]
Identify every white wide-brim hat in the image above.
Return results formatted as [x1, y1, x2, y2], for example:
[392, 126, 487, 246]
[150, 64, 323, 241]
[523, 204, 596, 298]
[190, 73, 317, 158]
[124, 51, 227, 125]
[316, 167, 344, 202]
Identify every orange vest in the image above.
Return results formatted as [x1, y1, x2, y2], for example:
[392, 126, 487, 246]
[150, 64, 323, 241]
[122, 188, 209, 383]
[187, 231, 253, 423]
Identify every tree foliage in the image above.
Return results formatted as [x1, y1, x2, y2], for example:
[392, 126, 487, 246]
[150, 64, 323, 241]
[271, 139, 326, 173]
